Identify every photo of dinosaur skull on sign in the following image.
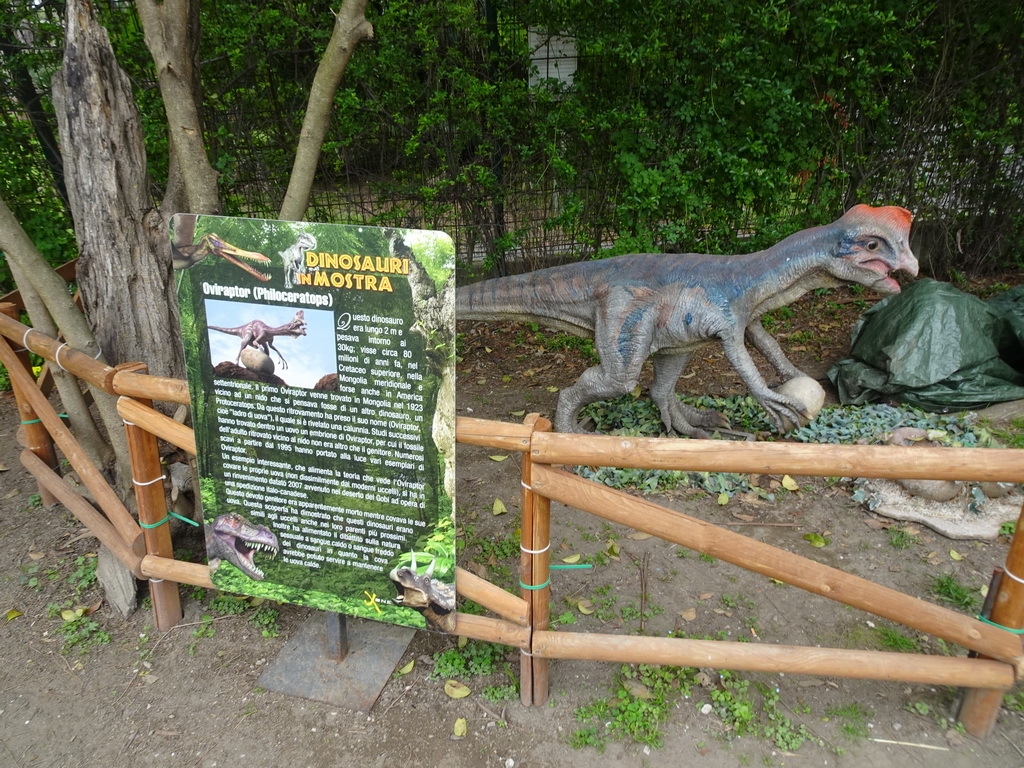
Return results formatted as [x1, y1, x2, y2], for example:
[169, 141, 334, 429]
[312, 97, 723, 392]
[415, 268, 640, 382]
[458, 205, 918, 436]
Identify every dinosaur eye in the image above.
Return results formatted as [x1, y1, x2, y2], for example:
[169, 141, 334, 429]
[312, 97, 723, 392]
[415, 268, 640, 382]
[866, 240, 880, 251]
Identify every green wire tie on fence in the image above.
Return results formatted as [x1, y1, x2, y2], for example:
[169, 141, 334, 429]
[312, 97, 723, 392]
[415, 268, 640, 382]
[21, 414, 69, 424]
[977, 615, 1024, 634]
[139, 512, 200, 529]
[519, 564, 594, 590]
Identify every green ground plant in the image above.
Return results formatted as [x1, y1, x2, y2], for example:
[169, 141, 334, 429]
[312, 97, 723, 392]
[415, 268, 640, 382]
[930, 574, 980, 611]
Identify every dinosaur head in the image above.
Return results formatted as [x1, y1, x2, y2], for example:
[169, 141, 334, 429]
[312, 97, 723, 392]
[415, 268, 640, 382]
[172, 233, 272, 282]
[208, 512, 280, 581]
[834, 204, 919, 294]
[390, 551, 456, 632]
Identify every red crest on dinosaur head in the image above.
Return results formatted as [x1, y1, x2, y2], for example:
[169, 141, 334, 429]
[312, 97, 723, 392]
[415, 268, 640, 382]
[843, 204, 913, 236]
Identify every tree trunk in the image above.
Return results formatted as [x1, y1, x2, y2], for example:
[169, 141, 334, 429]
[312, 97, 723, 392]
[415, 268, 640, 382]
[279, 0, 374, 221]
[53, 0, 184, 382]
[135, 0, 222, 216]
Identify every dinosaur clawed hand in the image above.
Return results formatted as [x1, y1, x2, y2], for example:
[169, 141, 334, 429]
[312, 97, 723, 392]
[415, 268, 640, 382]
[658, 400, 730, 438]
[754, 390, 810, 434]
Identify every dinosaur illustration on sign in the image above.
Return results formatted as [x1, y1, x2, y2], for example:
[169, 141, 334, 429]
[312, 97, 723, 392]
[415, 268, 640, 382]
[172, 232, 272, 282]
[206, 512, 280, 581]
[208, 310, 307, 370]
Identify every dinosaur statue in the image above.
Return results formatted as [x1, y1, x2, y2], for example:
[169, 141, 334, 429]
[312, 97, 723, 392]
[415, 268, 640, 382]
[208, 310, 307, 370]
[206, 512, 280, 581]
[280, 232, 318, 289]
[172, 232, 272, 282]
[389, 552, 456, 633]
[458, 204, 918, 436]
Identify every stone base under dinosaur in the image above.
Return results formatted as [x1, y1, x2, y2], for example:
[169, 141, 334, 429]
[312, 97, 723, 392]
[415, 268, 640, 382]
[856, 478, 1021, 540]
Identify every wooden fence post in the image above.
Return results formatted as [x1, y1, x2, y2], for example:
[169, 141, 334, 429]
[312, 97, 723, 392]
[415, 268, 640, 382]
[119, 364, 184, 631]
[0, 304, 58, 505]
[958, 503, 1024, 736]
[518, 414, 552, 706]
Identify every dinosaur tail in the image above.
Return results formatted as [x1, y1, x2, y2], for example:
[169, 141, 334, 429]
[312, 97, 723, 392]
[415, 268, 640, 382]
[458, 268, 595, 320]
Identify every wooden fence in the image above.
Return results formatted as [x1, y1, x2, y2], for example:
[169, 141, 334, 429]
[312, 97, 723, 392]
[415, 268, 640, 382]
[1, 301, 1022, 740]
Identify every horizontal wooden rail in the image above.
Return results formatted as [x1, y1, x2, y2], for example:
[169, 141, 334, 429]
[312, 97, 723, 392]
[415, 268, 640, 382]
[455, 416, 534, 451]
[452, 613, 531, 648]
[0, 310, 115, 391]
[112, 369, 191, 404]
[531, 431, 1024, 483]
[530, 464, 1023, 670]
[23, 450, 143, 577]
[454, 566, 529, 626]
[139, 554, 525, 643]
[533, 631, 1016, 690]
[117, 397, 197, 455]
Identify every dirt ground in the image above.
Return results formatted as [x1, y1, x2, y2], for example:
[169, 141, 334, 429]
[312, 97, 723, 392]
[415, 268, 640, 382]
[2, 285, 1024, 767]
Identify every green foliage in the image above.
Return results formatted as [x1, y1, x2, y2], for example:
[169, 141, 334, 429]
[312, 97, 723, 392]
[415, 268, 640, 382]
[431, 640, 506, 679]
[572, 664, 698, 751]
[827, 702, 873, 740]
[930, 574, 980, 611]
[874, 626, 919, 653]
[887, 528, 921, 551]
[56, 614, 111, 655]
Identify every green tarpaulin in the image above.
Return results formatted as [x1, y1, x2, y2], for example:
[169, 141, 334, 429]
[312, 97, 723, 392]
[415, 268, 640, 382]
[828, 279, 1024, 412]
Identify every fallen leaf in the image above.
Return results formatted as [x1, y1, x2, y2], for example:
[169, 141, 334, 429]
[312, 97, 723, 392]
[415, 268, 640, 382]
[731, 513, 755, 522]
[83, 600, 102, 616]
[782, 475, 800, 491]
[0, 462, 8, 471]
[950, 549, 963, 561]
[561, 553, 581, 564]
[457, 634, 469, 649]
[606, 540, 620, 558]
[444, 680, 471, 699]
[453, 717, 468, 738]
[803, 532, 829, 548]
[509, 410, 526, 417]
[2, 488, 18, 500]
[679, 607, 697, 622]
[622, 679, 652, 699]
[5, 609, 23, 622]
[484, 346, 492, 353]
[577, 599, 594, 615]
[492, 498, 508, 516]
[488, 455, 508, 462]
[546, 386, 559, 393]
[713, 608, 733, 617]
[396, 659, 415, 676]
[626, 531, 652, 540]
[61, 608, 84, 622]
[698, 592, 714, 601]
[717, 492, 729, 506]
[27, 549, 45, 561]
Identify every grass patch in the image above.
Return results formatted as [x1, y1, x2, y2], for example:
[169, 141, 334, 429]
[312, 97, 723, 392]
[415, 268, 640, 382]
[930, 574, 980, 611]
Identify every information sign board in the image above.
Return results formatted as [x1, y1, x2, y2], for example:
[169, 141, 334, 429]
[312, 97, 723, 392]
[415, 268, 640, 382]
[172, 214, 456, 632]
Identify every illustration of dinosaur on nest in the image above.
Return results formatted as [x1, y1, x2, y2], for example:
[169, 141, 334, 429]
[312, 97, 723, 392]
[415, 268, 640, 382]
[208, 310, 307, 370]
[458, 205, 918, 436]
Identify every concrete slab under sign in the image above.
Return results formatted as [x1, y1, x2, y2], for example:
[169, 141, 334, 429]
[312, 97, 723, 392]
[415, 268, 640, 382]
[259, 613, 415, 711]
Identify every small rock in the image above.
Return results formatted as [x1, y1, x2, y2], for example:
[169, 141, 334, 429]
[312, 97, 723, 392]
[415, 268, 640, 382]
[896, 478, 961, 502]
[980, 481, 1015, 499]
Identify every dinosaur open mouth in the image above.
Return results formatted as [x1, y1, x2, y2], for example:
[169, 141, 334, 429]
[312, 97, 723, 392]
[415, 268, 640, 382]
[218, 250, 272, 282]
[230, 536, 279, 580]
[858, 258, 905, 294]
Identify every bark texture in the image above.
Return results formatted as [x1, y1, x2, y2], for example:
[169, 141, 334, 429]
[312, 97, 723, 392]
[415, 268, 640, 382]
[53, 0, 184, 380]
[279, 0, 373, 221]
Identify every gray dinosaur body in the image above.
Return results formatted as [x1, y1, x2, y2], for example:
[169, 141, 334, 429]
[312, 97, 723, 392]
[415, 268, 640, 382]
[458, 205, 918, 435]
